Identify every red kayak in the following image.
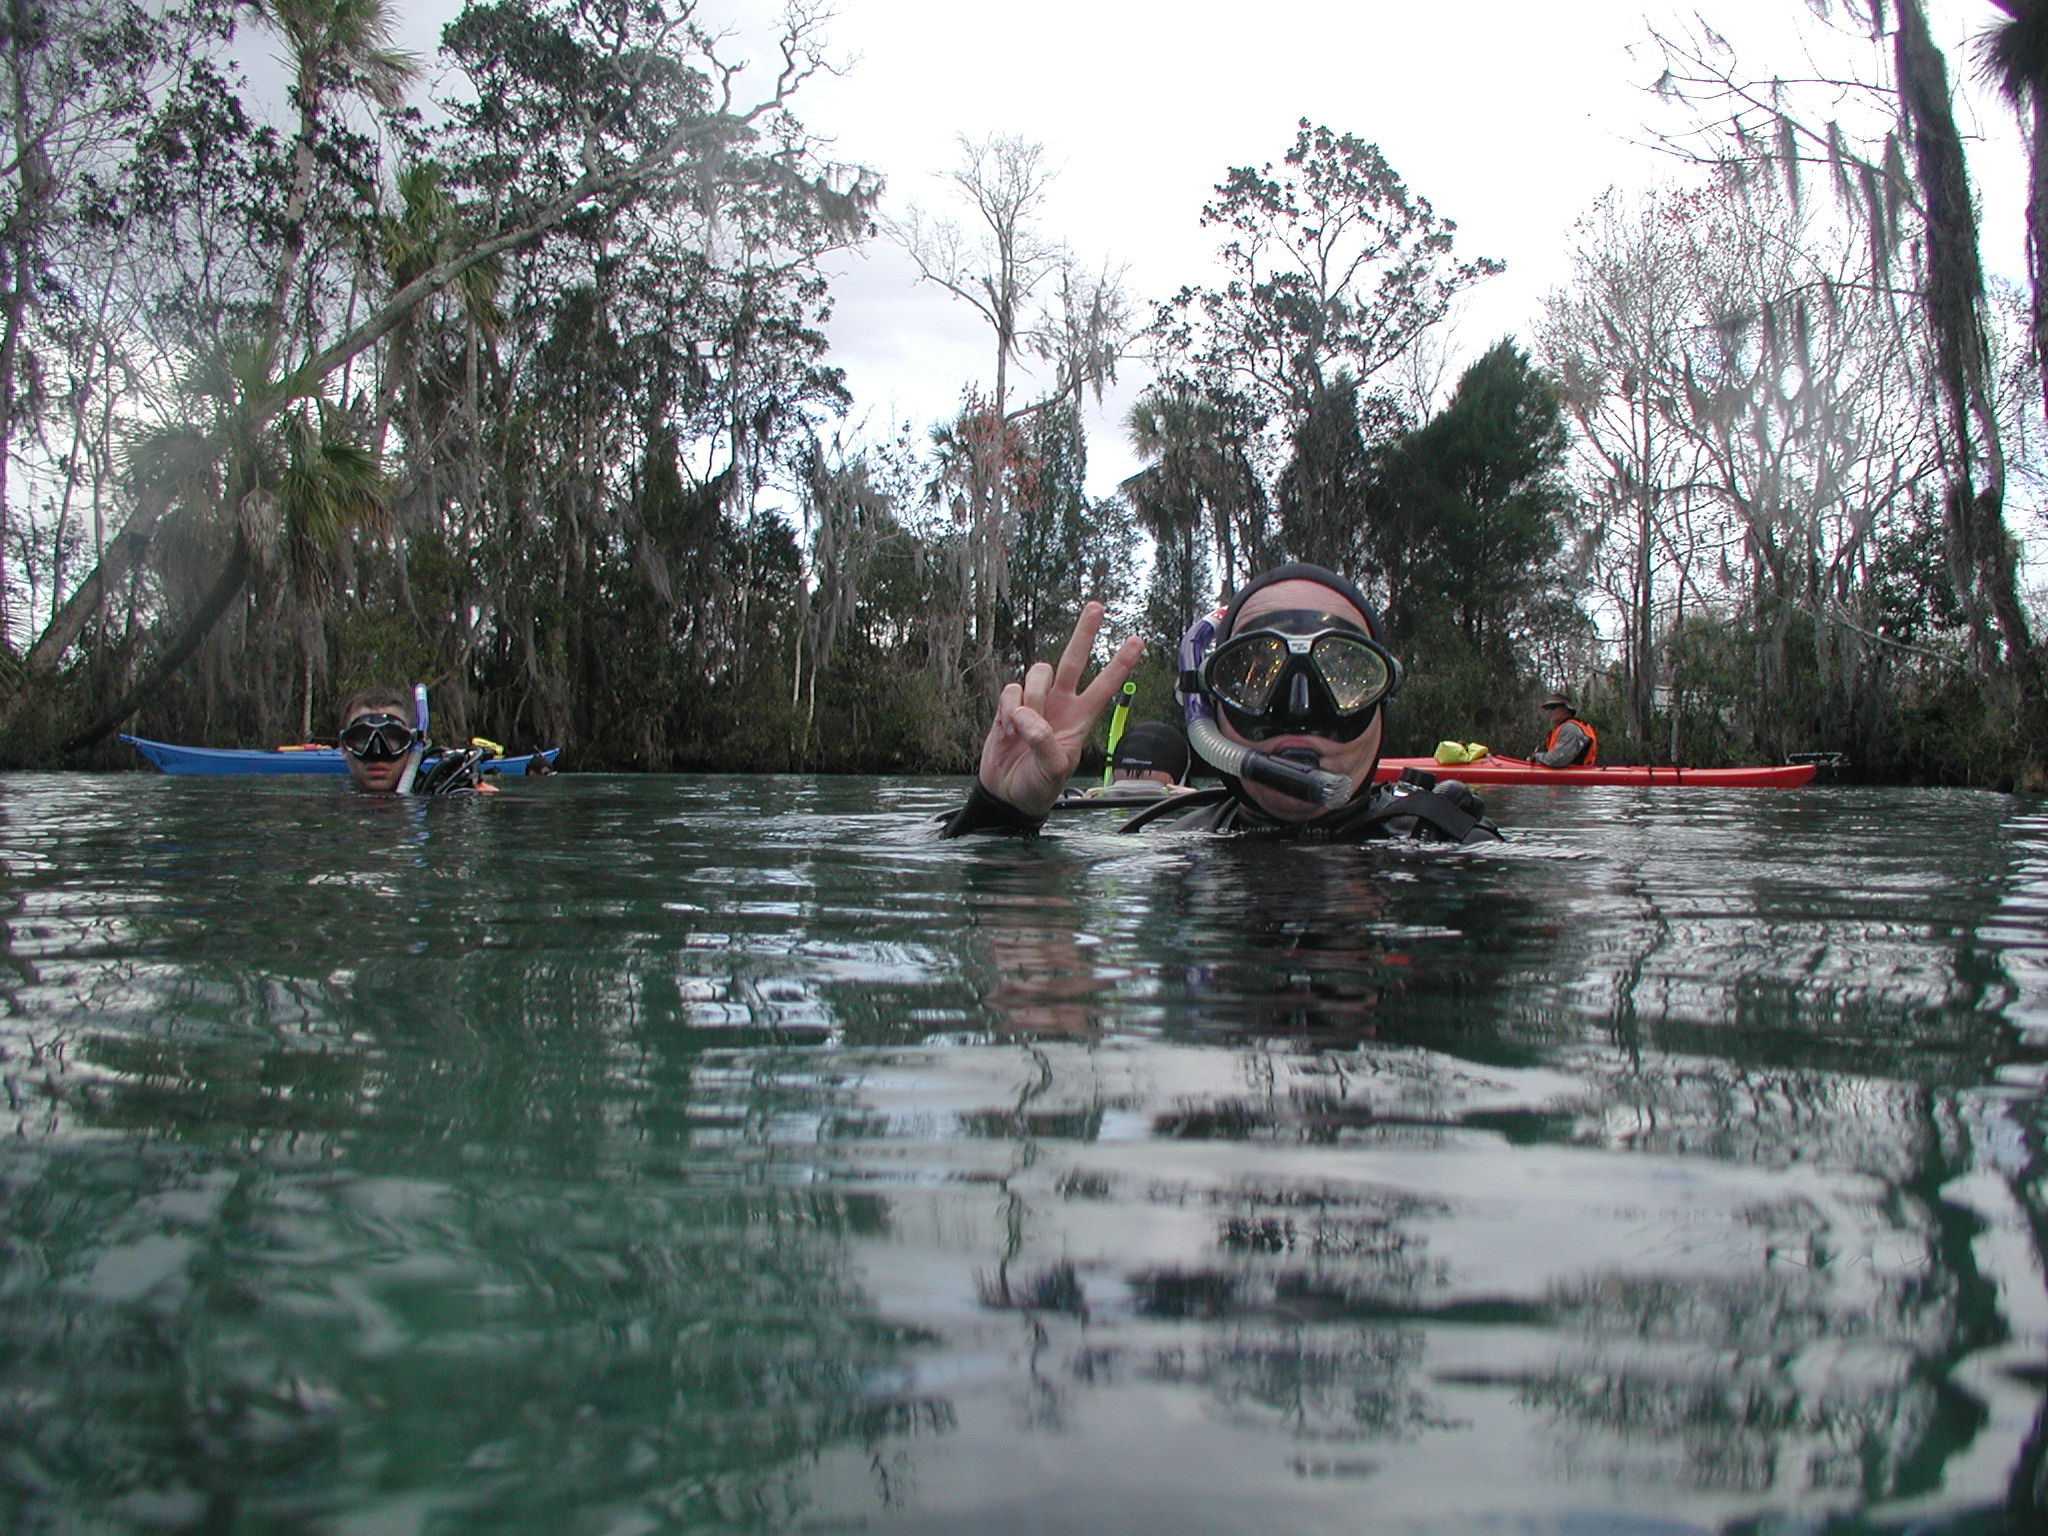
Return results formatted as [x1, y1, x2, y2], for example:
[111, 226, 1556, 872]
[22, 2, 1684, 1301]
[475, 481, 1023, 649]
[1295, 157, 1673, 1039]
[1373, 754, 1817, 788]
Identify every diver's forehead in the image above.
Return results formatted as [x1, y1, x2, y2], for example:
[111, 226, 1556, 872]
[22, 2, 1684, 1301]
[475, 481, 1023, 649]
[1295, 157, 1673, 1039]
[1233, 580, 1367, 632]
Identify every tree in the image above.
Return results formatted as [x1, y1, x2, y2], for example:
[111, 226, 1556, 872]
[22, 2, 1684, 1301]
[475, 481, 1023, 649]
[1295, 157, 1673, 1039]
[1157, 120, 1501, 437]
[1272, 372, 1377, 576]
[1650, 1, 2048, 773]
[3, 0, 872, 760]
[1365, 340, 1573, 661]
[1122, 380, 1265, 602]
[1149, 122, 1501, 593]
[248, 0, 416, 359]
[0, 0, 228, 651]
[891, 134, 1126, 678]
[1540, 190, 1714, 743]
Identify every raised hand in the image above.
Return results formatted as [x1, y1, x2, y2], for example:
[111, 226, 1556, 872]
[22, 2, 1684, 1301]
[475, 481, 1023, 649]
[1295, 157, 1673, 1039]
[977, 602, 1145, 818]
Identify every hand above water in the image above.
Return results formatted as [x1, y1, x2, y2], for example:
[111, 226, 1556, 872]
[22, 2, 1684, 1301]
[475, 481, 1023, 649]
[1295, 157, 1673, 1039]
[978, 602, 1146, 819]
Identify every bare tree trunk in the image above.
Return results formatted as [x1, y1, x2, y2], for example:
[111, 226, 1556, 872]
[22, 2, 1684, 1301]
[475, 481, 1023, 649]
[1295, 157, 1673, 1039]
[1, 0, 58, 650]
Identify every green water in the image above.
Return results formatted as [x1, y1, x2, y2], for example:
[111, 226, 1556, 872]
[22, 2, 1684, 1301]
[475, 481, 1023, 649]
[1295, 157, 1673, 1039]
[2, 773, 2046, 1534]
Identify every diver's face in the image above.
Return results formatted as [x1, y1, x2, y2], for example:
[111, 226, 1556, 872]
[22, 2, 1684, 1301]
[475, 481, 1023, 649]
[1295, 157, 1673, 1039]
[1216, 580, 1386, 822]
[341, 709, 414, 793]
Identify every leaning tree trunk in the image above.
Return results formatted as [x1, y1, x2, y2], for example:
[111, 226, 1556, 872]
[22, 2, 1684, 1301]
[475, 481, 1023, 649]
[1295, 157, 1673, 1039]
[2027, 90, 2048, 433]
[1895, 0, 2048, 761]
[58, 530, 252, 755]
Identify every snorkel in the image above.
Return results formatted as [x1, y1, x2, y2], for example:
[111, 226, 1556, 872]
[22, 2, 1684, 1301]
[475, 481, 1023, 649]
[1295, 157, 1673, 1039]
[394, 682, 429, 795]
[1177, 609, 1354, 809]
[1101, 680, 1137, 787]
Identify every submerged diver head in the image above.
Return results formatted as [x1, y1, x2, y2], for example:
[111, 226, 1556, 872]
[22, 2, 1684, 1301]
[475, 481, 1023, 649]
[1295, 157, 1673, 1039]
[1111, 721, 1191, 785]
[1188, 563, 1398, 821]
[337, 685, 423, 793]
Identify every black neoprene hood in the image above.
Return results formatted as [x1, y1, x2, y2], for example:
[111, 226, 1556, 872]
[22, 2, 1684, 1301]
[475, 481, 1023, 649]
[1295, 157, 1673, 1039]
[1220, 562, 1388, 644]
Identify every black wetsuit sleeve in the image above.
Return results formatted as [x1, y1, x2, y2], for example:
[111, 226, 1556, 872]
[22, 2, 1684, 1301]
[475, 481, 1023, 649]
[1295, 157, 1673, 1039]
[939, 781, 1047, 838]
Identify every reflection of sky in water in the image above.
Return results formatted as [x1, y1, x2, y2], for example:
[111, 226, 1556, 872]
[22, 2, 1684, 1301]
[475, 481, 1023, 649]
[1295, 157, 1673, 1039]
[1, 775, 2045, 1533]
[1983, 803, 2048, 1041]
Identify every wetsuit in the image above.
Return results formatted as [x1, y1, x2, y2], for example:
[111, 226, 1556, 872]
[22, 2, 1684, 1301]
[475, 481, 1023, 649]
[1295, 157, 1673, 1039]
[943, 777, 1500, 845]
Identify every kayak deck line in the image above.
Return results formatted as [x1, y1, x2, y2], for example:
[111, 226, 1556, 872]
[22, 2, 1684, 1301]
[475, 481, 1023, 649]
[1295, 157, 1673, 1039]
[118, 735, 560, 777]
[1372, 755, 1817, 788]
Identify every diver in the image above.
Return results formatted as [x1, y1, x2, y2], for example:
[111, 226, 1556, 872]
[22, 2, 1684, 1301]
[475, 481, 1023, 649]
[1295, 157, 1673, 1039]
[338, 685, 498, 796]
[944, 563, 1498, 844]
[1108, 721, 1191, 787]
[1060, 720, 1196, 806]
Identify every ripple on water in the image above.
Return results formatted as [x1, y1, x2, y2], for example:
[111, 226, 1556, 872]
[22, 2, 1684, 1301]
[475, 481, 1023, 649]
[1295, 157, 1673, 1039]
[0, 775, 2041, 1534]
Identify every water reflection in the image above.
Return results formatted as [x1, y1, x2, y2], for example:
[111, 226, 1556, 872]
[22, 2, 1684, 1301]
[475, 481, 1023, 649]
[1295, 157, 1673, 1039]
[1, 777, 2046, 1532]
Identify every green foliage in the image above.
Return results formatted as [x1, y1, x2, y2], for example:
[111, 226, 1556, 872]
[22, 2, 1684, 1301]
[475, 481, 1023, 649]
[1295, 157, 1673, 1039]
[1364, 340, 1575, 666]
[1273, 375, 1375, 575]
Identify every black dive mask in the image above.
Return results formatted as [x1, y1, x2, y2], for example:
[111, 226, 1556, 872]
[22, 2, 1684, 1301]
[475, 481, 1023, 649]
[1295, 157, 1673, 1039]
[340, 713, 418, 762]
[1200, 610, 1401, 743]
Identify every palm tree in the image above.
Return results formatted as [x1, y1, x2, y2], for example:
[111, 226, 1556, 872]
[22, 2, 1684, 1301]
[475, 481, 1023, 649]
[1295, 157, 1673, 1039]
[58, 356, 389, 753]
[1122, 382, 1267, 596]
[1980, 0, 2048, 429]
[251, 0, 418, 360]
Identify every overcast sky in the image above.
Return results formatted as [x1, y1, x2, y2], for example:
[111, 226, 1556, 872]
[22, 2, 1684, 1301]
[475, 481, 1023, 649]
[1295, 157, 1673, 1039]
[379, 1, 2024, 496]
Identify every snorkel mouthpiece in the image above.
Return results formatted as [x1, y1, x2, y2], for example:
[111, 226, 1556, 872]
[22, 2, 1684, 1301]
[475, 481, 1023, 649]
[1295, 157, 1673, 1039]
[1185, 715, 1355, 808]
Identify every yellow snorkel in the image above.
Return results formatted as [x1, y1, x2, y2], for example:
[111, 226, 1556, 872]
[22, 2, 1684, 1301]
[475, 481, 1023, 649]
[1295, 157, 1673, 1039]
[1101, 680, 1137, 786]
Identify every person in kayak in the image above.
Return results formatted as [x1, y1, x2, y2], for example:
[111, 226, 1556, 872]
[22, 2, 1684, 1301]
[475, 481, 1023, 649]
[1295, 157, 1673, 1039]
[339, 686, 496, 795]
[944, 563, 1497, 844]
[1532, 694, 1598, 767]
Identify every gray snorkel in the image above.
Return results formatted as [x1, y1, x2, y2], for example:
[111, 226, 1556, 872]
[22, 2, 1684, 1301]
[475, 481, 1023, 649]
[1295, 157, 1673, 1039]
[394, 682, 429, 795]
[1176, 608, 1355, 809]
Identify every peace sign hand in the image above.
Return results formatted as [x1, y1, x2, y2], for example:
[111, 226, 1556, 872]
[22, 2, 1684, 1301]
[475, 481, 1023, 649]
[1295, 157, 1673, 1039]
[977, 602, 1146, 819]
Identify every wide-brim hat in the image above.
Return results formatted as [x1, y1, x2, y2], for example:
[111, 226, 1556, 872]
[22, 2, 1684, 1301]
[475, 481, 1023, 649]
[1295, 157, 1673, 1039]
[1541, 695, 1572, 710]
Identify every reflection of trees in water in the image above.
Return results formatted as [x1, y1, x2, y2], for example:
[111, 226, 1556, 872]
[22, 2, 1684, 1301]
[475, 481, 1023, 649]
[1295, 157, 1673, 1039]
[0, 1021, 947, 1535]
[0, 1146, 949, 1535]
[1128, 841, 1563, 1058]
[1072, 1330, 1453, 1443]
[933, 1028, 2043, 1517]
[1500, 1303, 1984, 1498]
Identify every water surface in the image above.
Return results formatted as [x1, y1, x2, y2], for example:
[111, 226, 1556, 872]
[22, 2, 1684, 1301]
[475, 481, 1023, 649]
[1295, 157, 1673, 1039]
[3, 773, 2046, 1534]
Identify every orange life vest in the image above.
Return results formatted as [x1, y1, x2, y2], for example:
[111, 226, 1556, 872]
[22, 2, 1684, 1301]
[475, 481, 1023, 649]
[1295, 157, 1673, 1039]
[1543, 717, 1599, 766]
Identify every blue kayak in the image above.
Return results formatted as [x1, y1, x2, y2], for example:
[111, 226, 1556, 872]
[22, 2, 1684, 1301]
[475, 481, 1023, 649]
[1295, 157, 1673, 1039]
[119, 735, 560, 777]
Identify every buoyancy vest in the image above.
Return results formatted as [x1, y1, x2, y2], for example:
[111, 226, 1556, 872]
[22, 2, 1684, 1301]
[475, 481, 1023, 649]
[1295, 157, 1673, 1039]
[1543, 717, 1599, 766]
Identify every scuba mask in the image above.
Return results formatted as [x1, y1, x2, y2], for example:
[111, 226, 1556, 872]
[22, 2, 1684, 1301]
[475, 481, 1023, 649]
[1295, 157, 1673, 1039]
[1199, 610, 1401, 743]
[340, 713, 419, 762]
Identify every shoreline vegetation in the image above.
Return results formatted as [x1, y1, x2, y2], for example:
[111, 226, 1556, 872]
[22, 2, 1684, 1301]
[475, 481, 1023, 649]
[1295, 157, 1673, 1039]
[5, 2, 2047, 788]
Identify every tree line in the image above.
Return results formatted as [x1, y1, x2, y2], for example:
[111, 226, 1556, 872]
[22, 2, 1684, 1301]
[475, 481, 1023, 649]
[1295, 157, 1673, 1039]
[2, 0, 2044, 784]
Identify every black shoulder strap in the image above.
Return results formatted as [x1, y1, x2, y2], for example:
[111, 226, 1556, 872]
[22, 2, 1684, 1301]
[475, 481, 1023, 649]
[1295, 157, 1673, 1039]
[1115, 785, 1233, 833]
